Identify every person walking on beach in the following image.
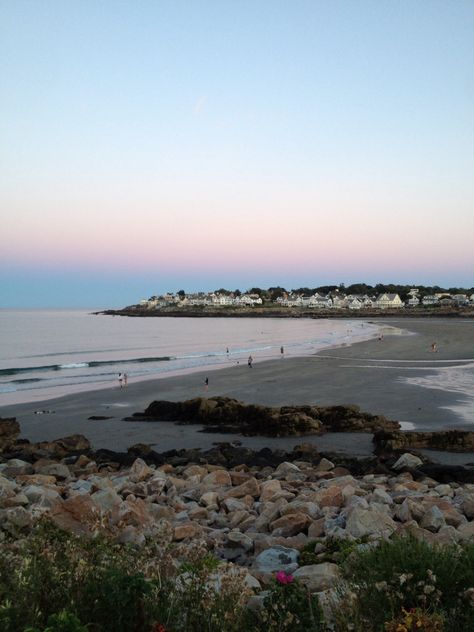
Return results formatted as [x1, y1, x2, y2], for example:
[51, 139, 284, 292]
[204, 377, 209, 392]
[280, 345, 284, 358]
[118, 373, 124, 388]
[248, 355, 253, 368]
[123, 373, 128, 387]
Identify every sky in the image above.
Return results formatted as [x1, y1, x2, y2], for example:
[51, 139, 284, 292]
[1, 1, 473, 307]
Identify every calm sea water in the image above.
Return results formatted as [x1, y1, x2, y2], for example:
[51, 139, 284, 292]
[0, 310, 380, 404]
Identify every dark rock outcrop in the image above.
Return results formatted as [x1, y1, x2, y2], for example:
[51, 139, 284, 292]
[129, 397, 399, 437]
[0, 417, 21, 452]
[374, 429, 474, 453]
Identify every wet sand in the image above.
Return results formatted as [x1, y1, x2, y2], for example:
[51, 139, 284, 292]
[1, 318, 473, 464]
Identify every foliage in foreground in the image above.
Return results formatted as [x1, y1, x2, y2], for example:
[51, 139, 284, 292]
[0, 521, 253, 632]
[1, 522, 474, 632]
[332, 535, 474, 632]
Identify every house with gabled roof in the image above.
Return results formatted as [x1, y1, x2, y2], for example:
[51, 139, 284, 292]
[374, 293, 403, 309]
[309, 294, 332, 309]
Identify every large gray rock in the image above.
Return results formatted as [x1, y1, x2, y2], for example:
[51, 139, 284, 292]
[5, 506, 33, 529]
[129, 458, 154, 482]
[91, 488, 122, 513]
[36, 463, 71, 480]
[420, 506, 446, 533]
[253, 545, 299, 574]
[346, 505, 396, 538]
[393, 453, 423, 471]
[293, 563, 341, 592]
[23, 484, 61, 508]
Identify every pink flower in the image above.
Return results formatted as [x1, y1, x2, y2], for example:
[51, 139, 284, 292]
[276, 570, 294, 585]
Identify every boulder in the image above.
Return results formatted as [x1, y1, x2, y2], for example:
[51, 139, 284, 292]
[271, 512, 311, 537]
[173, 522, 202, 541]
[129, 458, 154, 482]
[49, 495, 100, 536]
[23, 484, 61, 509]
[91, 488, 122, 513]
[392, 453, 423, 471]
[224, 477, 260, 499]
[457, 522, 474, 541]
[346, 505, 396, 538]
[253, 545, 299, 574]
[203, 470, 232, 487]
[35, 462, 71, 480]
[227, 531, 254, 552]
[293, 562, 340, 591]
[259, 479, 282, 502]
[4, 506, 33, 529]
[420, 506, 446, 533]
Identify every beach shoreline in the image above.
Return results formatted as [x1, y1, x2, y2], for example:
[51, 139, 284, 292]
[1, 318, 473, 463]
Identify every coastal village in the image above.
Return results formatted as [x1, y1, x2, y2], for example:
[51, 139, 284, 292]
[136, 287, 474, 311]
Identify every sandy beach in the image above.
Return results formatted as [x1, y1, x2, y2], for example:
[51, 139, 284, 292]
[1, 318, 473, 464]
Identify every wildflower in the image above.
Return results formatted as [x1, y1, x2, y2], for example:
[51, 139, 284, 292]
[275, 570, 294, 585]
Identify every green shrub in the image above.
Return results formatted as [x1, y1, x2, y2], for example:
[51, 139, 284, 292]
[299, 536, 369, 566]
[249, 571, 326, 631]
[384, 607, 444, 631]
[24, 610, 88, 632]
[0, 521, 253, 632]
[332, 535, 474, 631]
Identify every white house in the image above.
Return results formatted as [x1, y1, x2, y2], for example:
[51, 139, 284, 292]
[452, 294, 469, 306]
[331, 295, 348, 309]
[309, 294, 332, 309]
[346, 294, 373, 308]
[374, 293, 403, 309]
[347, 298, 363, 310]
[422, 295, 439, 306]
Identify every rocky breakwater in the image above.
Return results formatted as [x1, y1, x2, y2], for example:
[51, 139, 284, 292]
[374, 429, 474, 453]
[1, 419, 474, 606]
[129, 396, 400, 437]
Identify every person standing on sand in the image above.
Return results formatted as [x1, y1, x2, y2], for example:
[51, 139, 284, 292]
[118, 373, 123, 388]
[280, 345, 284, 358]
[123, 373, 128, 387]
[248, 355, 253, 368]
[204, 377, 209, 391]
[431, 342, 438, 353]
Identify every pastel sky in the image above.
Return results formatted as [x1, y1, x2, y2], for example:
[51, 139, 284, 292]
[1, 1, 473, 307]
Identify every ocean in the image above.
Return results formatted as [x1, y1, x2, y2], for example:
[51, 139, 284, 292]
[0, 310, 380, 405]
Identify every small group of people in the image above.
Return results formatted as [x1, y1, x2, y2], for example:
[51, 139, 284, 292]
[118, 373, 128, 388]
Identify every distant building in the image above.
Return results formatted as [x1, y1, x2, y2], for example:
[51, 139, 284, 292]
[422, 295, 439, 306]
[374, 293, 403, 309]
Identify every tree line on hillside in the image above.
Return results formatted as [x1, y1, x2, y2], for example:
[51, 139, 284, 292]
[204, 284, 474, 302]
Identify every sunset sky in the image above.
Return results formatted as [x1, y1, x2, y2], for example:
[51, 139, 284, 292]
[1, 1, 473, 307]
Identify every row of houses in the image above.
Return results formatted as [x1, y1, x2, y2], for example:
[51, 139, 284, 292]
[139, 292, 263, 309]
[138, 289, 474, 311]
[277, 289, 474, 309]
[275, 292, 403, 309]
